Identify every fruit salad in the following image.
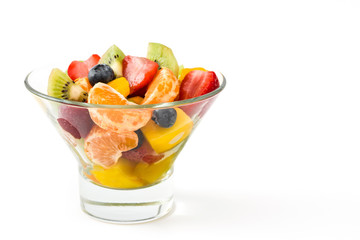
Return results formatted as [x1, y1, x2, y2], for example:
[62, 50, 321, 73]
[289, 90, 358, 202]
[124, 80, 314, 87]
[47, 43, 220, 189]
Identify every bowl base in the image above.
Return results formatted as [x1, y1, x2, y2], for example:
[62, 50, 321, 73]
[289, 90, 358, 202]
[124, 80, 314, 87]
[78, 169, 174, 224]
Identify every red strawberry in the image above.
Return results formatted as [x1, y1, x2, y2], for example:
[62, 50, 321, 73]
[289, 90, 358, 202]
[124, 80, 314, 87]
[67, 54, 100, 80]
[122, 138, 164, 164]
[128, 85, 148, 98]
[123, 56, 158, 94]
[179, 70, 219, 100]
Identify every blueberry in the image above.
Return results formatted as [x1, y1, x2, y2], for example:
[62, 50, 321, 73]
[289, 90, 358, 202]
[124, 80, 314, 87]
[88, 64, 115, 86]
[152, 108, 177, 128]
[133, 130, 145, 150]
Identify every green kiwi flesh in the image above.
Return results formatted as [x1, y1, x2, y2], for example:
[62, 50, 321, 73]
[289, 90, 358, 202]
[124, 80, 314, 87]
[178, 64, 184, 79]
[47, 68, 88, 102]
[147, 42, 179, 77]
[99, 44, 125, 78]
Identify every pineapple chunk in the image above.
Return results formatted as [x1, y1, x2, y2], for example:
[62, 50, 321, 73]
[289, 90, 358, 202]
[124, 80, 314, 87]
[91, 158, 143, 189]
[141, 108, 193, 153]
[134, 154, 175, 184]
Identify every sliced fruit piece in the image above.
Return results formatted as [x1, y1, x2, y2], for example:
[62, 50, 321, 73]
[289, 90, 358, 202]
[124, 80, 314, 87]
[83, 54, 101, 70]
[91, 158, 144, 188]
[134, 154, 175, 184]
[123, 55, 159, 94]
[84, 125, 138, 168]
[47, 68, 88, 102]
[147, 42, 179, 76]
[88, 64, 115, 86]
[141, 108, 193, 153]
[99, 44, 125, 78]
[178, 67, 207, 83]
[128, 96, 144, 104]
[122, 137, 164, 164]
[142, 68, 180, 105]
[58, 118, 81, 139]
[75, 77, 92, 92]
[179, 70, 219, 100]
[107, 77, 130, 97]
[128, 85, 148, 98]
[58, 105, 94, 139]
[88, 83, 152, 133]
[67, 54, 100, 81]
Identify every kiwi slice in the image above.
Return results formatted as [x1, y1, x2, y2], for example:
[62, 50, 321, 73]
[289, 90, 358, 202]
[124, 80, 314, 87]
[48, 68, 88, 102]
[178, 64, 184, 79]
[99, 44, 125, 78]
[147, 42, 179, 77]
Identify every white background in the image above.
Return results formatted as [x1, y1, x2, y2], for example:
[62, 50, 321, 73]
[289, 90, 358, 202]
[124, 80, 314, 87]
[1, 0, 360, 239]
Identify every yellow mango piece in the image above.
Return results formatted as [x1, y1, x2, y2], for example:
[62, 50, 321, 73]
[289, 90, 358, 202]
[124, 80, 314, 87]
[107, 77, 130, 97]
[178, 67, 207, 83]
[141, 108, 193, 153]
[90, 158, 144, 189]
[128, 96, 144, 104]
[135, 154, 175, 184]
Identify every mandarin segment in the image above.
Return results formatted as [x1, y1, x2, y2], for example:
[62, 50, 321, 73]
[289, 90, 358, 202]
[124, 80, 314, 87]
[142, 68, 180, 105]
[84, 125, 138, 168]
[75, 77, 92, 92]
[88, 83, 128, 105]
[88, 83, 152, 133]
[90, 108, 152, 133]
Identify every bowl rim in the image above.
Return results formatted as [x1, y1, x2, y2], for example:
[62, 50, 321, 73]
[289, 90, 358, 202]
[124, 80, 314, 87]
[24, 68, 226, 109]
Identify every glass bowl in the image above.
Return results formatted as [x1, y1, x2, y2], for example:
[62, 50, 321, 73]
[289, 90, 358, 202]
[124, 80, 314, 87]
[24, 65, 226, 223]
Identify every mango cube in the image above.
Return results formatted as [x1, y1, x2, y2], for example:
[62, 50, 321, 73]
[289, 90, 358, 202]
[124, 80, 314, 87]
[90, 158, 144, 189]
[128, 96, 144, 104]
[107, 77, 130, 97]
[134, 154, 175, 184]
[141, 108, 193, 153]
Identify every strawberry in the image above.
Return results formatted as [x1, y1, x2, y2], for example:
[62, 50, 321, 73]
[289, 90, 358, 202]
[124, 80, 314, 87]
[123, 55, 159, 95]
[67, 54, 100, 80]
[178, 70, 219, 100]
[128, 85, 148, 98]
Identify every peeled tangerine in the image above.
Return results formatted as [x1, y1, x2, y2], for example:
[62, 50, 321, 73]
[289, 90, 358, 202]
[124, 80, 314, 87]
[84, 125, 138, 168]
[91, 158, 144, 188]
[142, 68, 180, 105]
[88, 83, 151, 133]
[141, 108, 193, 153]
[75, 77, 92, 92]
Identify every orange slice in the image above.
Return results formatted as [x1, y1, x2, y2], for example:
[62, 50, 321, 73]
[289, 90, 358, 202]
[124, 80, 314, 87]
[142, 68, 180, 105]
[88, 83, 152, 133]
[84, 125, 138, 168]
[75, 77, 92, 92]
